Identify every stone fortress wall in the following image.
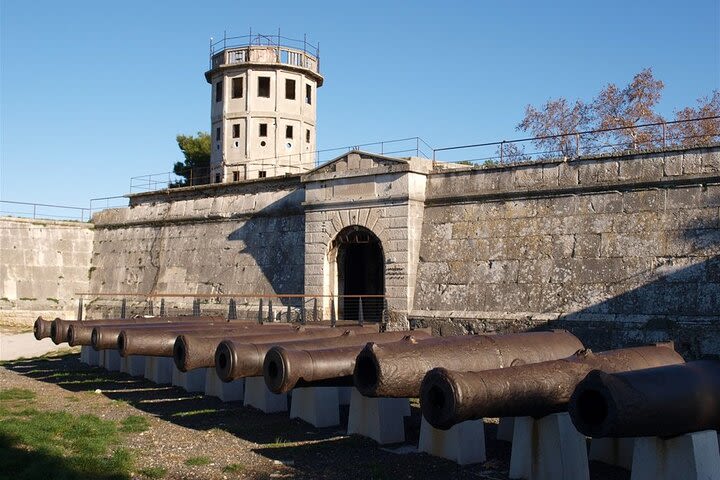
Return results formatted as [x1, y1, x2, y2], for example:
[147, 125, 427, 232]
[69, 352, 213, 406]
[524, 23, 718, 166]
[3, 145, 718, 358]
[0, 217, 94, 324]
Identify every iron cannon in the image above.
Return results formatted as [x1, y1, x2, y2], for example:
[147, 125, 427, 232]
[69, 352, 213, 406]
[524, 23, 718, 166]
[354, 330, 584, 398]
[420, 344, 684, 430]
[569, 360, 720, 438]
[214, 329, 423, 383]
[90, 319, 231, 351]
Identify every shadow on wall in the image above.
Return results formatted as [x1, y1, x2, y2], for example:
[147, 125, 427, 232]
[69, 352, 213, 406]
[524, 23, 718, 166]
[557, 214, 720, 360]
[225, 192, 305, 298]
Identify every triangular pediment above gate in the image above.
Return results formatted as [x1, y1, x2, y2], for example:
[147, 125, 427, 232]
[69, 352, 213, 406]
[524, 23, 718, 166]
[302, 150, 410, 181]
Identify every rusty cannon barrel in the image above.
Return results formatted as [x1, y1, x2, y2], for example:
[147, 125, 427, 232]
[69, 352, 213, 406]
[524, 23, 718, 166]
[264, 331, 433, 394]
[121, 323, 323, 358]
[53, 315, 225, 345]
[33, 316, 54, 340]
[354, 330, 584, 398]
[420, 344, 684, 430]
[90, 318, 231, 351]
[568, 360, 720, 439]
[215, 328, 413, 382]
[175, 324, 383, 372]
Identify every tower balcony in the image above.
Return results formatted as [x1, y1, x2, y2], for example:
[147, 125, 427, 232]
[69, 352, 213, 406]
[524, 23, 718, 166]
[206, 33, 323, 85]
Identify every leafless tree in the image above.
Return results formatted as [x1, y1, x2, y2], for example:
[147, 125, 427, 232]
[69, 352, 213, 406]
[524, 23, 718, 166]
[517, 98, 592, 158]
[669, 90, 720, 146]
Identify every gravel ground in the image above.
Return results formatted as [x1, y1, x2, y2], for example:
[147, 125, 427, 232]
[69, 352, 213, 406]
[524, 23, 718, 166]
[0, 352, 629, 480]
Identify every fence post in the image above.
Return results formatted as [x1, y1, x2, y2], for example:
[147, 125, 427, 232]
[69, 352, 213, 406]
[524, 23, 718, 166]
[77, 297, 83, 321]
[301, 299, 306, 325]
[662, 122, 667, 148]
[330, 296, 336, 327]
[268, 299, 274, 323]
[120, 298, 127, 319]
[286, 304, 291, 323]
[358, 297, 364, 326]
[500, 141, 505, 163]
[228, 298, 237, 320]
[313, 297, 318, 322]
[148, 299, 154, 316]
[258, 298, 264, 325]
[193, 298, 201, 317]
[160, 298, 165, 317]
[575, 133, 581, 157]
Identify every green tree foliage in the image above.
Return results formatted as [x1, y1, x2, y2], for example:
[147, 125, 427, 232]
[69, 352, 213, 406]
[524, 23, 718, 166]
[172, 132, 211, 187]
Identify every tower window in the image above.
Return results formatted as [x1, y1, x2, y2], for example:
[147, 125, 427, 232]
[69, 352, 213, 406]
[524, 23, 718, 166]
[215, 173, 221, 183]
[215, 127, 221, 141]
[232, 171, 240, 182]
[258, 171, 267, 178]
[215, 81, 223, 102]
[306, 129, 310, 143]
[286, 125, 293, 139]
[259, 123, 267, 137]
[232, 124, 240, 138]
[285, 79, 296, 100]
[258, 77, 270, 98]
[305, 84, 312, 104]
[232, 77, 243, 98]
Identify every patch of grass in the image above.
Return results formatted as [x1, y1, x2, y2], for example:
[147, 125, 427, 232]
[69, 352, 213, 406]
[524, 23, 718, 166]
[170, 408, 216, 418]
[119, 415, 150, 433]
[65, 395, 80, 402]
[88, 266, 97, 279]
[0, 388, 36, 401]
[46, 297, 60, 304]
[184, 456, 211, 466]
[0, 297, 9, 302]
[223, 463, 245, 473]
[266, 436, 290, 448]
[139, 466, 167, 478]
[0, 392, 133, 479]
[19, 297, 37, 301]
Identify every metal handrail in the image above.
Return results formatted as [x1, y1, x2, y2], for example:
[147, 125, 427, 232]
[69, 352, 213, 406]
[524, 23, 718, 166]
[0, 200, 90, 222]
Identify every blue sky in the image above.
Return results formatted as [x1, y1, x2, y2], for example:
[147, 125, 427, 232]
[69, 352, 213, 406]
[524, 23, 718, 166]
[1, 0, 718, 208]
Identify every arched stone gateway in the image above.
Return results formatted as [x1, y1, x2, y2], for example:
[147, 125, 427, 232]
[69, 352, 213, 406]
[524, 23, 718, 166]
[329, 226, 384, 322]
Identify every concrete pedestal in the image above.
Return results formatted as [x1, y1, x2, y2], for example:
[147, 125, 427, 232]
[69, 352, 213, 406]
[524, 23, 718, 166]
[338, 386, 352, 406]
[80, 346, 100, 366]
[631, 430, 720, 480]
[509, 413, 589, 480]
[347, 388, 409, 445]
[172, 367, 207, 393]
[497, 417, 515, 442]
[204, 370, 245, 402]
[102, 350, 122, 372]
[590, 437, 634, 470]
[144, 357, 174, 384]
[290, 387, 340, 428]
[120, 355, 146, 377]
[419, 417, 486, 465]
[243, 376, 288, 413]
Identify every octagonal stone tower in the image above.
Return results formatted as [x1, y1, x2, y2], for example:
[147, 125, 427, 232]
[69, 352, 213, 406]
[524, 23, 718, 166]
[205, 33, 323, 183]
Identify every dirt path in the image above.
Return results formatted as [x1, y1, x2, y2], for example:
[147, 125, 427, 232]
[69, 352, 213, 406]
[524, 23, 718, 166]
[0, 353, 629, 480]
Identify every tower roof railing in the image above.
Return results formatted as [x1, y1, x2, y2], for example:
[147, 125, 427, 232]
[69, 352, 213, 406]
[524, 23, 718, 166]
[209, 30, 320, 70]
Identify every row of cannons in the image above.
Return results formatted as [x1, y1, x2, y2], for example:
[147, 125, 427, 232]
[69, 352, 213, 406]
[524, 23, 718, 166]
[34, 315, 720, 480]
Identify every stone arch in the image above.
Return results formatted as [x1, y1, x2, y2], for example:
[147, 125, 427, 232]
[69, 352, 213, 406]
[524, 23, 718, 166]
[326, 225, 385, 322]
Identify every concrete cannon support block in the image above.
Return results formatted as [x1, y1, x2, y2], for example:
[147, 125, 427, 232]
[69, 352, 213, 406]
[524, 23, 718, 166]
[80, 346, 100, 366]
[418, 417, 486, 465]
[630, 430, 720, 480]
[509, 413, 589, 480]
[204, 370, 245, 402]
[172, 367, 207, 393]
[497, 417, 515, 443]
[243, 376, 288, 413]
[144, 356, 174, 384]
[347, 388, 409, 445]
[103, 350, 122, 372]
[290, 387, 340, 428]
[589, 437, 634, 471]
[338, 386, 352, 406]
[120, 355, 146, 377]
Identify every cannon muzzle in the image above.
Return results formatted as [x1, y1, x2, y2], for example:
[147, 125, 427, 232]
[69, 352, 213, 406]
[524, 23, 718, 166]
[33, 316, 53, 340]
[420, 344, 684, 430]
[569, 360, 720, 439]
[355, 330, 585, 398]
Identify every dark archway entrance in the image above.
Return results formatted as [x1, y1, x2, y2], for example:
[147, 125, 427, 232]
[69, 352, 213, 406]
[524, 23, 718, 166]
[332, 226, 384, 322]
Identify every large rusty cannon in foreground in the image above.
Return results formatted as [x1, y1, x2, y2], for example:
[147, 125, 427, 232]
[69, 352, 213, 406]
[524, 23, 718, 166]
[52, 315, 224, 345]
[420, 344, 684, 430]
[121, 324, 374, 358]
[353, 330, 584, 398]
[568, 360, 720, 438]
[173, 324, 380, 372]
[264, 331, 433, 394]
[214, 329, 417, 382]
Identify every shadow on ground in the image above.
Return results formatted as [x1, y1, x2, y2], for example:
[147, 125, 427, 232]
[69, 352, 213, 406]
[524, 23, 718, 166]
[3, 353, 629, 480]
